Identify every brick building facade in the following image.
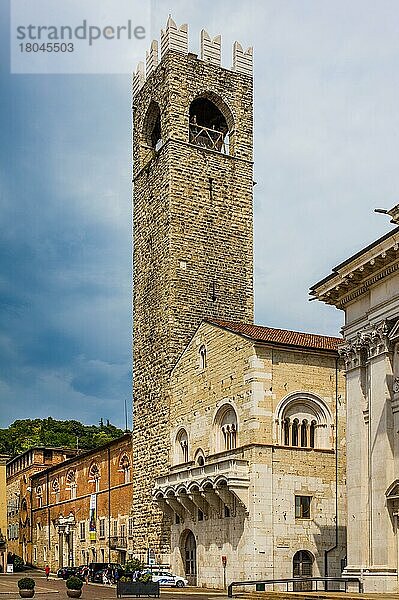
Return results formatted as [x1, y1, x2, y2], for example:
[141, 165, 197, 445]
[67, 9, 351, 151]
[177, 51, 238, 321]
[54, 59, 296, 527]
[6, 447, 77, 565]
[0, 455, 8, 573]
[30, 434, 132, 572]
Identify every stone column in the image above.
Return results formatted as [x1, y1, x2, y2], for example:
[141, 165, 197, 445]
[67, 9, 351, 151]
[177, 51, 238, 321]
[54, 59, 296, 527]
[340, 338, 370, 570]
[367, 324, 394, 569]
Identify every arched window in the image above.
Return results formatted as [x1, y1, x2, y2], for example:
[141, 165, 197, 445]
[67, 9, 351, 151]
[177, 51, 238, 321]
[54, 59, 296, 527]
[292, 419, 299, 446]
[283, 418, 290, 445]
[293, 550, 313, 590]
[194, 449, 205, 467]
[66, 470, 77, 499]
[199, 345, 207, 370]
[310, 420, 316, 448]
[300, 420, 308, 447]
[119, 454, 131, 484]
[214, 405, 238, 452]
[36, 486, 42, 508]
[143, 101, 162, 151]
[88, 463, 100, 493]
[52, 479, 60, 504]
[276, 392, 333, 449]
[189, 94, 233, 155]
[175, 429, 189, 464]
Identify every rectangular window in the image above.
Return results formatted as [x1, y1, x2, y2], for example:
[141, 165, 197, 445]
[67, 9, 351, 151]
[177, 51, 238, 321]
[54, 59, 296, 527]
[113, 520, 118, 537]
[99, 519, 105, 539]
[198, 509, 204, 521]
[80, 521, 86, 541]
[295, 495, 311, 519]
[128, 517, 133, 537]
[33, 547, 37, 562]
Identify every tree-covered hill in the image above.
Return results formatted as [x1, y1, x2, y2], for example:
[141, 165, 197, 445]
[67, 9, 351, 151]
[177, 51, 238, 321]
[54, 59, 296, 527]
[0, 417, 126, 457]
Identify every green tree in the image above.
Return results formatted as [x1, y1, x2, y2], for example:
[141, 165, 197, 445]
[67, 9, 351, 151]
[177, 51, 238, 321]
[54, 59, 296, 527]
[0, 418, 125, 457]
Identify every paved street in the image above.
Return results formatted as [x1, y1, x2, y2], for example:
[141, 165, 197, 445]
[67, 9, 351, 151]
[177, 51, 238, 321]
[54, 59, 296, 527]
[0, 572, 226, 600]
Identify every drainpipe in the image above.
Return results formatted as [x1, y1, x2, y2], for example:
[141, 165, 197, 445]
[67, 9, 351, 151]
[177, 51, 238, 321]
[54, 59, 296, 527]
[324, 356, 339, 586]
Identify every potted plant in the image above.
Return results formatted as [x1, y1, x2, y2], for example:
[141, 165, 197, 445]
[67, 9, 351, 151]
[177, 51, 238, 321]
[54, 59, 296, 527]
[66, 575, 84, 598]
[17, 578, 35, 598]
[117, 571, 160, 598]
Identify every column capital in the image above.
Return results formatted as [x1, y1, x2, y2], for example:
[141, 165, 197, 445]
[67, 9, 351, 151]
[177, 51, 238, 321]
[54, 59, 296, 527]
[340, 320, 392, 369]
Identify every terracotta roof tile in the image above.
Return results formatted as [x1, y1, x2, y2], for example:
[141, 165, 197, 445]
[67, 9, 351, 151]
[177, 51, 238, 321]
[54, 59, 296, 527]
[207, 319, 341, 352]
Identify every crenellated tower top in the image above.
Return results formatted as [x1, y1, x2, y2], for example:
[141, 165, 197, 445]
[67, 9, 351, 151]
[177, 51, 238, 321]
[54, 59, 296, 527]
[133, 16, 253, 96]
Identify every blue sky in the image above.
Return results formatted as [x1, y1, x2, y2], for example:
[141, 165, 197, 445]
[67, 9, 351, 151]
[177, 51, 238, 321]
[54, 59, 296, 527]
[1, 0, 399, 428]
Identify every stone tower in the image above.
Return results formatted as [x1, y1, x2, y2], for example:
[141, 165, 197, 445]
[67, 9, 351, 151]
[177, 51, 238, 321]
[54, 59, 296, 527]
[132, 17, 254, 558]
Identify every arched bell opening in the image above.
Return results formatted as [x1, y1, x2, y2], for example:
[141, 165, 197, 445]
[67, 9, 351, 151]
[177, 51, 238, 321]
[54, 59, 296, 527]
[142, 101, 162, 153]
[189, 94, 233, 155]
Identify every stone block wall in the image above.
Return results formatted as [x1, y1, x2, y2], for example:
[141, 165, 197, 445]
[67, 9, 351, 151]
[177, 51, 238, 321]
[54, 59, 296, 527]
[132, 37, 254, 556]
[165, 322, 346, 587]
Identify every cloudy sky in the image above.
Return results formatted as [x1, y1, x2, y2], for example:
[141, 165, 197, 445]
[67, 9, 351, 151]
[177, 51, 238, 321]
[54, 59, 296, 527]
[1, 0, 399, 429]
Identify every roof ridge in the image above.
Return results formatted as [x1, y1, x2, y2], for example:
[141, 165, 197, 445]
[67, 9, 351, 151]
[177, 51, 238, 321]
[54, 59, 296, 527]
[208, 318, 342, 341]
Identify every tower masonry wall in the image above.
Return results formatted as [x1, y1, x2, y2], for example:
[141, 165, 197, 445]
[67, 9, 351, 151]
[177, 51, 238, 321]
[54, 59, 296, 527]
[132, 37, 254, 556]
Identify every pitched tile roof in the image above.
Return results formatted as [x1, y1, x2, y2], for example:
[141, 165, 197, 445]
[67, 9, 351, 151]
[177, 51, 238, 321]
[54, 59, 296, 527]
[208, 319, 342, 352]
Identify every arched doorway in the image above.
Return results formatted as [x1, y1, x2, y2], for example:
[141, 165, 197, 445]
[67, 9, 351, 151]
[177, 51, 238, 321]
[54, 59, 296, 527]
[183, 531, 197, 586]
[293, 550, 313, 591]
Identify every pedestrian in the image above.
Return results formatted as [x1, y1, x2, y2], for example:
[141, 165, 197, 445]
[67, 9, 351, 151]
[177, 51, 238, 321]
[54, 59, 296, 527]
[45, 565, 50, 580]
[83, 566, 89, 585]
[114, 568, 119, 585]
[106, 566, 113, 585]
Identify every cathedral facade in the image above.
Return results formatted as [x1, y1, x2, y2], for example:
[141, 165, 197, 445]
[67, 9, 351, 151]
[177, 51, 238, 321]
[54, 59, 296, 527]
[311, 205, 399, 592]
[132, 18, 347, 588]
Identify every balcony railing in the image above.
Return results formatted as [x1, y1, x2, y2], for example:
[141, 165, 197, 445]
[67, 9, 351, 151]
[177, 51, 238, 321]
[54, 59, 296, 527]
[153, 454, 250, 516]
[110, 536, 127, 550]
[189, 123, 229, 154]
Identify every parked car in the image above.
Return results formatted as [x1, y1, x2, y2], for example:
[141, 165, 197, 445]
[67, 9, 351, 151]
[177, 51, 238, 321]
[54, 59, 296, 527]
[57, 566, 79, 579]
[74, 565, 88, 580]
[92, 569, 106, 583]
[146, 570, 188, 587]
[88, 562, 124, 583]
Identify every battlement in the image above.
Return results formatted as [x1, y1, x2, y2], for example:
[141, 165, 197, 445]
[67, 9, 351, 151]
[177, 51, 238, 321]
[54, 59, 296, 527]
[133, 16, 253, 96]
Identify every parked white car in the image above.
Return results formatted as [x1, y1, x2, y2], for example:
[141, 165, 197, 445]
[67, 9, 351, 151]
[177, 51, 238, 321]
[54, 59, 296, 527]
[147, 570, 188, 587]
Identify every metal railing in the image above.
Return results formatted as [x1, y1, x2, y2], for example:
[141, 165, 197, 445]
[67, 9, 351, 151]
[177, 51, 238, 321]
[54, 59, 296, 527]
[189, 124, 229, 154]
[227, 577, 363, 597]
[109, 536, 127, 549]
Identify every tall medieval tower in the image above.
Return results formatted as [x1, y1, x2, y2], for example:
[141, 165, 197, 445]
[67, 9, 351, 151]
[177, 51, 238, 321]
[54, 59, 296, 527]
[132, 18, 254, 558]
